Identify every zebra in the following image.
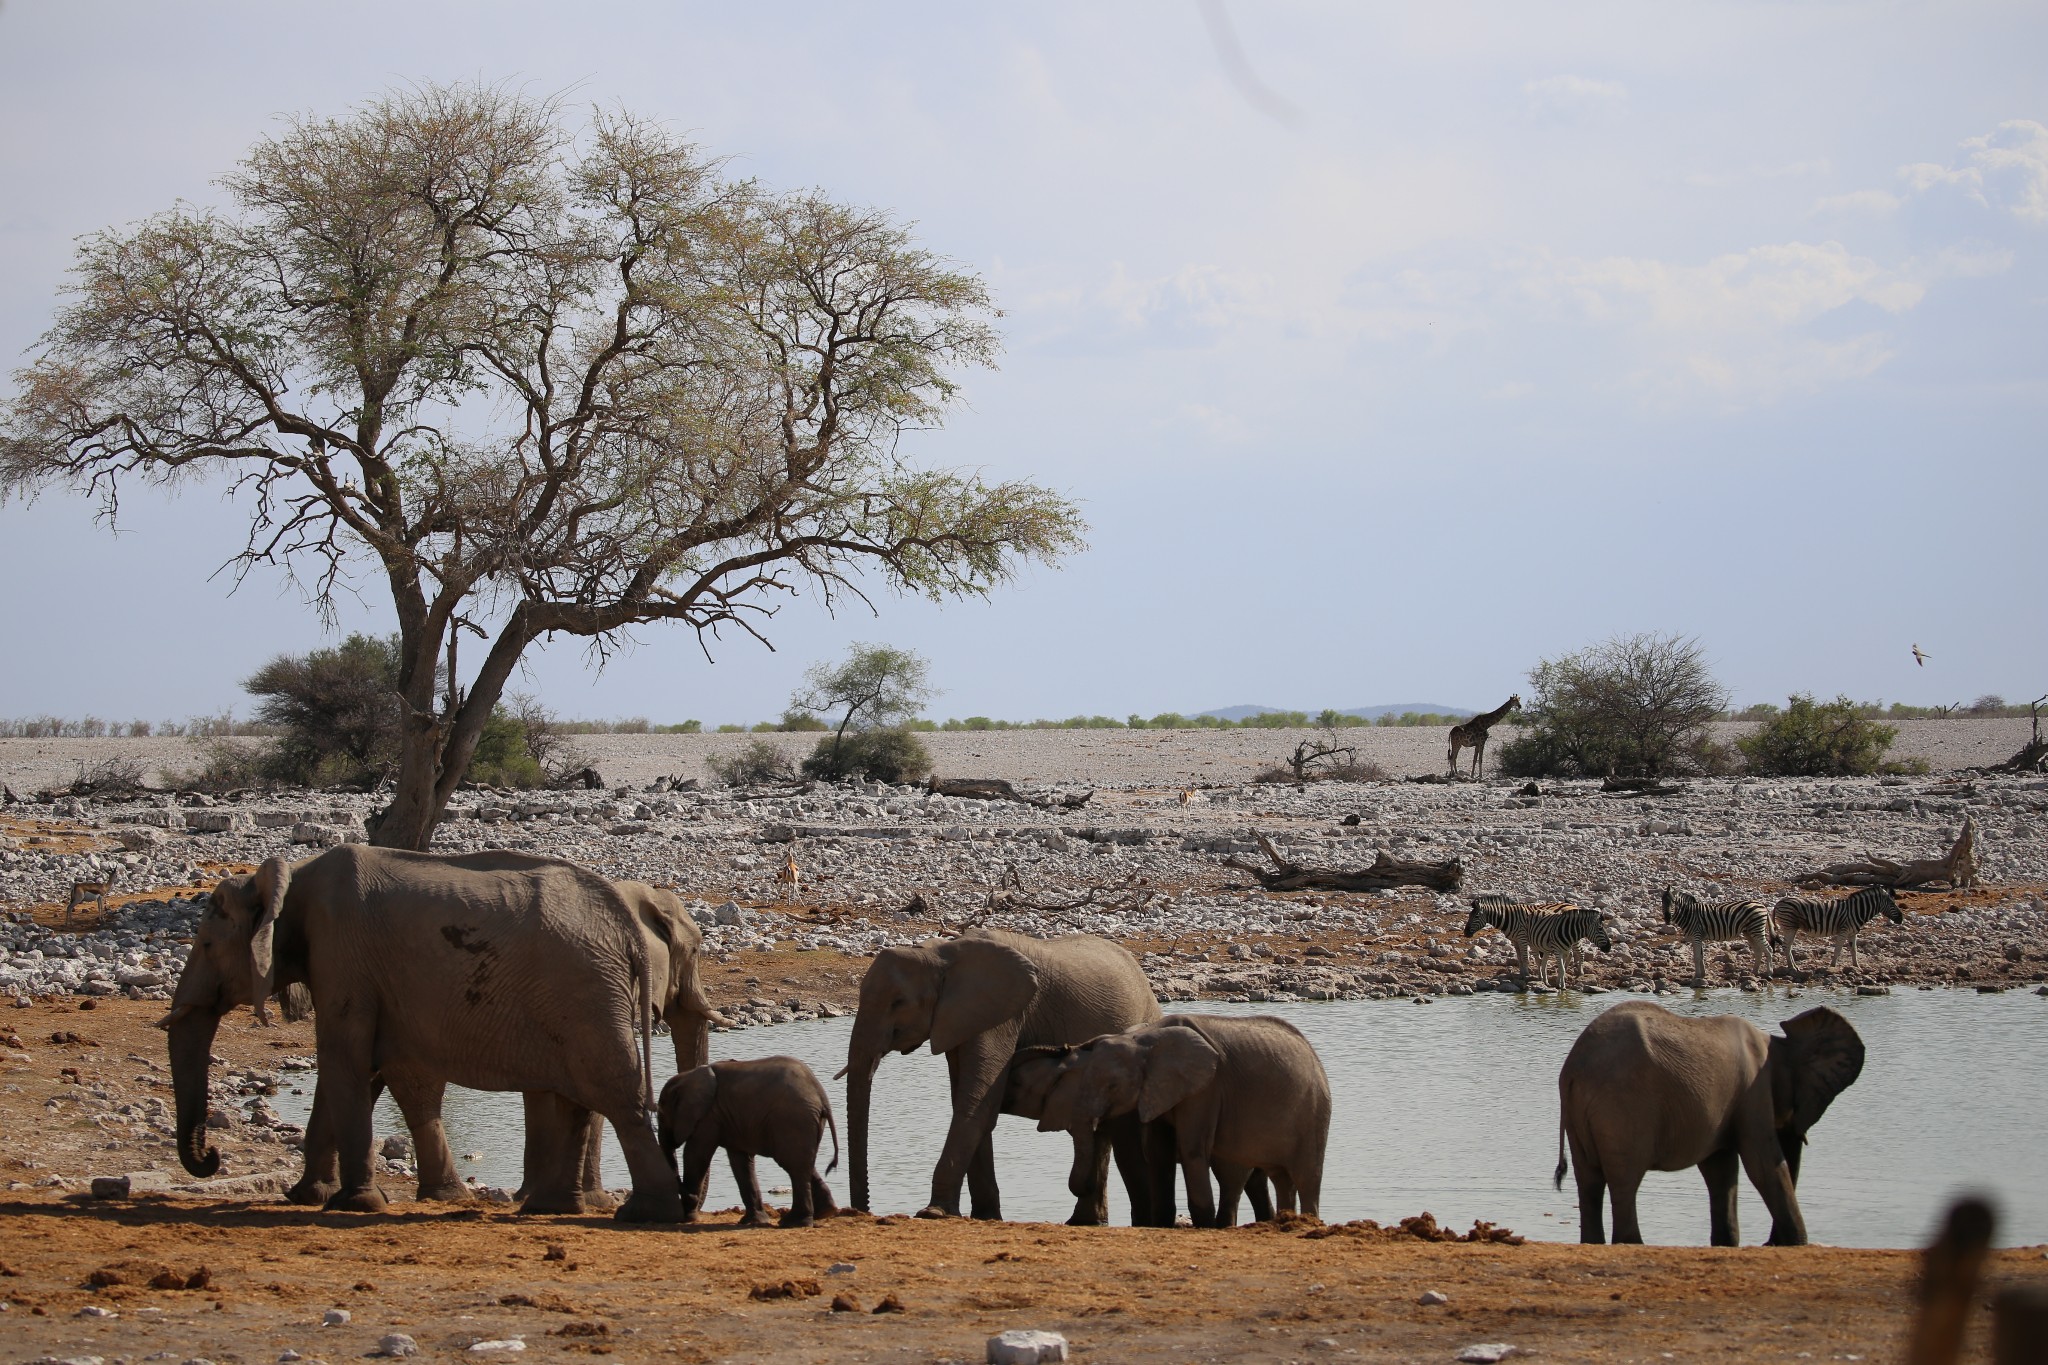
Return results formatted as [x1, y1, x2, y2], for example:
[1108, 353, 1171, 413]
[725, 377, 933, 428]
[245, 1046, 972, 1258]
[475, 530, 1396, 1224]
[1660, 888, 1774, 986]
[1463, 895, 1613, 989]
[1771, 885, 1903, 970]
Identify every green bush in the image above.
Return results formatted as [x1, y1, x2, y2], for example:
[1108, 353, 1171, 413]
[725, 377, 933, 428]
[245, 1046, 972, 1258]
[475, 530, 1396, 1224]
[1736, 694, 1928, 776]
[707, 739, 797, 786]
[1498, 632, 1732, 779]
[243, 633, 407, 787]
[465, 707, 548, 788]
[802, 726, 932, 783]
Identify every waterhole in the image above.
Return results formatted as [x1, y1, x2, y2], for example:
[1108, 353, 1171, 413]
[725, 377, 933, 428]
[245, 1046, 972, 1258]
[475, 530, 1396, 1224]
[278, 987, 2046, 1246]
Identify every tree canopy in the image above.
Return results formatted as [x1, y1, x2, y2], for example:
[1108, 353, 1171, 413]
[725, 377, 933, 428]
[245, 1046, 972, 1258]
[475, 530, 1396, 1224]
[1, 82, 1083, 847]
[1499, 631, 1731, 778]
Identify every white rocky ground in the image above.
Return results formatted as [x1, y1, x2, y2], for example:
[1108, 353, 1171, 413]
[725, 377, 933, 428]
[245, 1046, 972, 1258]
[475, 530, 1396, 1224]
[3, 723, 2045, 1023]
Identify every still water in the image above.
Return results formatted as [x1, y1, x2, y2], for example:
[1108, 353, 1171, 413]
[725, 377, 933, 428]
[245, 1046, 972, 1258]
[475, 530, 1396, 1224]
[289, 988, 2046, 1248]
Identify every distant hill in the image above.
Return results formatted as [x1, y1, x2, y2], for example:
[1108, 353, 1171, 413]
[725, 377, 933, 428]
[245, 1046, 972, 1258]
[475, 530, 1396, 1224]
[1195, 702, 1476, 722]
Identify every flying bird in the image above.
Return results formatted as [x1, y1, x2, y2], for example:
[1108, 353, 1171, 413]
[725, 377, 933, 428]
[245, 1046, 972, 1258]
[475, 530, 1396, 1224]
[1912, 644, 1931, 667]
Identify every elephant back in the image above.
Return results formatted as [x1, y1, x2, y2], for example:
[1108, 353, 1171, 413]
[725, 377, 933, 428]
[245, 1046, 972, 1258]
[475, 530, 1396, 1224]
[1002, 930, 1162, 1045]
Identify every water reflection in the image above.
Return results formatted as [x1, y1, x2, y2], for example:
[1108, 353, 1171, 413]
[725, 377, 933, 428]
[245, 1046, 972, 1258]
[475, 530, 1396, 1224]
[277, 987, 2047, 1247]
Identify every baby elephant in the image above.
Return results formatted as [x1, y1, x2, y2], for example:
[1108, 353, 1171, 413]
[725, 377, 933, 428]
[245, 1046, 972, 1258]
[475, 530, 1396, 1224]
[657, 1056, 840, 1227]
[1036, 1014, 1330, 1228]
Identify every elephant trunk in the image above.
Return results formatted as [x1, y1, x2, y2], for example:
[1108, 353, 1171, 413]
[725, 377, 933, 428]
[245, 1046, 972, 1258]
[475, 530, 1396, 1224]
[1065, 1122, 1100, 1200]
[168, 1008, 223, 1178]
[843, 1028, 885, 1212]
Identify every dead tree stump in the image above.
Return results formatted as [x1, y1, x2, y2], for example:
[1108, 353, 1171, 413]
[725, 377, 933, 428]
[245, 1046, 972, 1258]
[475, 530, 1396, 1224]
[1795, 816, 1978, 891]
[1222, 832, 1462, 893]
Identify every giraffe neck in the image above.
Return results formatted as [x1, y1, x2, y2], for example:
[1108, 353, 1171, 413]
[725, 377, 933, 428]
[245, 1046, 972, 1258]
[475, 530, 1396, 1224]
[1468, 700, 1514, 731]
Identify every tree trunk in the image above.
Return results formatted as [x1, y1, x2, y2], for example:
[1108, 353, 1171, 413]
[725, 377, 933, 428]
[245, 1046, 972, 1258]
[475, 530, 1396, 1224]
[369, 616, 528, 850]
[1222, 832, 1464, 893]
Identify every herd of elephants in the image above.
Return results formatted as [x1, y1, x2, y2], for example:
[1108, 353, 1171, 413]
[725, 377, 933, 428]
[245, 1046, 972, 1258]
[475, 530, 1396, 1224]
[159, 845, 1867, 1248]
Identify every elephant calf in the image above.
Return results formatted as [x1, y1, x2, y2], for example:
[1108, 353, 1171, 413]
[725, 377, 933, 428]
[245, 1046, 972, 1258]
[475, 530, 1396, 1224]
[1555, 1001, 1865, 1246]
[658, 1057, 840, 1228]
[1036, 1014, 1330, 1228]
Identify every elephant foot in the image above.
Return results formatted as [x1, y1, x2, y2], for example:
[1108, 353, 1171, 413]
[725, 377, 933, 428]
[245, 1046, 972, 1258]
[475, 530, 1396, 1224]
[323, 1186, 390, 1214]
[736, 1209, 772, 1228]
[416, 1179, 473, 1204]
[519, 1192, 589, 1216]
[1065, 1209, 1105, 1227]
[580, 1187, 620, 1214]
[285, 1177, 340, 1206]
[778, 1213, 815, 1229]
[613, 1187, 684, 1224]
[913, 1204, 958, 1220]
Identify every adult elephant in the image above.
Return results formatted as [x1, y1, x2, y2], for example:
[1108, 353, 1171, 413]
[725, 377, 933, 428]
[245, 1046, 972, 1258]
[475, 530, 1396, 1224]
[1555, 1001, 1865, 1246]
[839, 929, 1160, 1221]
[280, 876, 713, 1214]
[161, 847, 710, 1221]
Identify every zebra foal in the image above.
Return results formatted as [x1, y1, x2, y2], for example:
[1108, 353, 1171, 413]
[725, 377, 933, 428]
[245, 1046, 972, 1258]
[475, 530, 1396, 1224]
[1464, 895, 1613, 989]
[1660, 888, 1774, 986]
[1771, 885, 1903, 970]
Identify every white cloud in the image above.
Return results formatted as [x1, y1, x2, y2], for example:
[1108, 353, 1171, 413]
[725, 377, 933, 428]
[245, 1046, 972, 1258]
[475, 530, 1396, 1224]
[1508, 240, 2006, 406]
[1521, 74, 1626, 115]
[1810, 188, 1901, 218]
[1898, 119, 2048, 224]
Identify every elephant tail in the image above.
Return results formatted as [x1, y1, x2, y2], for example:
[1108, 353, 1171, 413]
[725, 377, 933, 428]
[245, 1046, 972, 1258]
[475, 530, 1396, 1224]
[1553, 1110, 1568, 1191]
[823, 1102, 841, 1176]
[636, 946, 656, 1112]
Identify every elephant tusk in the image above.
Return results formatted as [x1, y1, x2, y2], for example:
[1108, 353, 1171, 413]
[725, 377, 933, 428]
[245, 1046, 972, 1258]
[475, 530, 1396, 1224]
[155, 1003, 196, 1030]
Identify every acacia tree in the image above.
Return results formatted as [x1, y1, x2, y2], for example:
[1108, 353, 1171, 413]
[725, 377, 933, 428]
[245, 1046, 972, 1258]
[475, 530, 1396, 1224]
[1, 84, 1082, 848]
[1499, 631, 1730, 778]
[790, 642, 935, 773]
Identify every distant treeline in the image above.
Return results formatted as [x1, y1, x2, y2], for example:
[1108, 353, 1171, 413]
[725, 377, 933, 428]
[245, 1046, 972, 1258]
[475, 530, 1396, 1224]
[0, 713, 279, 739]
[7, 696, 2028, 742]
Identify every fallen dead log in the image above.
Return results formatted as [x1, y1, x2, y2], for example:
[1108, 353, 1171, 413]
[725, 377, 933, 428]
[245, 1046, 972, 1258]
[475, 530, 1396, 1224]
[927, 776, 1092, 810]
[729, 780, 816, 802]
[1601, 776, 1688, 797]
[1222, 832, 1463, 893]
[1795, 816, 1978, 891]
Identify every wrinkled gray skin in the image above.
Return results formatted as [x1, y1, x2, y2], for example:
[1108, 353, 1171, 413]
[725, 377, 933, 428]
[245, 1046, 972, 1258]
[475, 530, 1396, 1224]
[162, 848, 712, 1222]
[658, 1056, 840, 1228]
[282, 876, 712, 1214]
[1554, 1001, 1865, 1246]
[839, 929, 1161, 1220]
[1037, 1015, 1331, 1228]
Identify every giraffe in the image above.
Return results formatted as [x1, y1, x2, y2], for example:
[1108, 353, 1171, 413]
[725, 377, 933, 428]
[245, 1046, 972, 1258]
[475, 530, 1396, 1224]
[1446, 694, 1521, 778]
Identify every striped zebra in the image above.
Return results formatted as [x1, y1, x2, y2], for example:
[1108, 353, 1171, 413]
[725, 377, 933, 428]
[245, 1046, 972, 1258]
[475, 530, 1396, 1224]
[1771, 885, 1903, 970]
[1660, 888, 1774, 986]
[1463, 895, 1613, 989]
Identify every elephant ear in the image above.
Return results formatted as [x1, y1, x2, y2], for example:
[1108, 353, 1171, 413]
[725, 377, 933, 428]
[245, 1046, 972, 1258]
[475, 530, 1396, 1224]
[661, 1067, 718, 1148]
[1781, 1006, 1865, 1134]
[1137, 1025, 1222, 1125]
[248, 856, 292, 1015]
[1004, 1044, 1074, 1119]
[930, 937, 1040, 1055]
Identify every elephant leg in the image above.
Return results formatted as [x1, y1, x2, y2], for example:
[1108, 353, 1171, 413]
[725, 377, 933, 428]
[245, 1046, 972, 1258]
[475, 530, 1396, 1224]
[1137, 1118, 1179, 1227]
[387, 1076, 466, 1202]
[286, 1082, 342, 1206]
[1106, 1116, 1148, 1226]
[1066, 1126, 1112, 1226]
[809, 1167, 839, 1221]
[730, 1149, 767, 1226]
[520, 1093, 597, 1216]
[1179, 1152, 1218, 1228]
[780, 1160, 817, 1228]
[1210, 1159, 1252, 1226]
[1607, 1168, 1645, 1245]
[606, 1109, 685, 1224]
[1700, 1149, 1741, 1247]
[574, 1107, 614, 1212]
[1739, 1134, 1807, 1246]
[316, 1032, 387, 1214]
[1692, 939, 1707, 988]
[967, 1128, 1004, 1222]
[1244, 1169, 1274, 1222]
[678, 1134, 718, 1224]
[1783, 929, 1798, 972]
[1266, 1168, 1300, 1217]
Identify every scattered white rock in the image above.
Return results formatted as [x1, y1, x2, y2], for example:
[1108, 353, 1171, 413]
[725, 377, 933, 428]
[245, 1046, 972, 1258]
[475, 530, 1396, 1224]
[376, 1335, 420, 1358]
[987, 1329, 1069, 1364]
[1418, 1289, 1448, 1305]
[322, 1308, 351, 1326]
[469, 1342, 526, 1354]
[1457, 1346, 1516, 1363]
[827, 1261, 856, 1274]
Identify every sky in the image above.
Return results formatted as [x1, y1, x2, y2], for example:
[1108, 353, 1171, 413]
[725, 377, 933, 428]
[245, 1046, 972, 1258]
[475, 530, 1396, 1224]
[1, 2, 2043, 727]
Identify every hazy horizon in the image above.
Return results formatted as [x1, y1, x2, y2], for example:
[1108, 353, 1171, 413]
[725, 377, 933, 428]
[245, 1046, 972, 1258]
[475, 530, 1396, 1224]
[3, 3, 2041, 725]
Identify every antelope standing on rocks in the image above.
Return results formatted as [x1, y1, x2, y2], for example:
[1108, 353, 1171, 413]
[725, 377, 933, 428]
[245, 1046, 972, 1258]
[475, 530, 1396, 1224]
[1446, 694, 1520, 778]
[776, 849, 802, 901]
